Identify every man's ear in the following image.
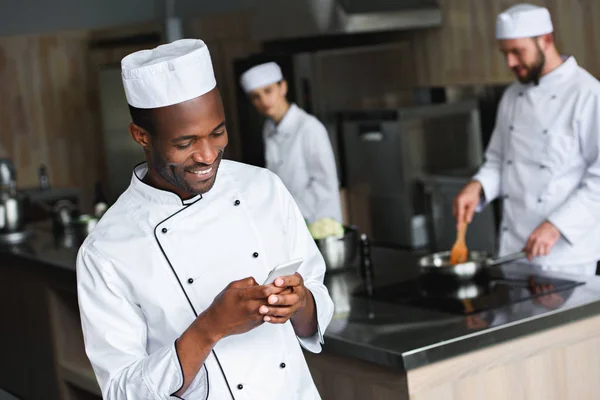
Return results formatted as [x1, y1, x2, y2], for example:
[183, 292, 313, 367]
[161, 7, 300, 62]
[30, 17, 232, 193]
[538, 33, 554, 50]
[129, 123, 151, 149]
[280, 80, 289, 97]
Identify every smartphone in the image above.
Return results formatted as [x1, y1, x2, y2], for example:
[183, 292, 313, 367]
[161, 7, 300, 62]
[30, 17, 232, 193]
[262, 258, 303, 285]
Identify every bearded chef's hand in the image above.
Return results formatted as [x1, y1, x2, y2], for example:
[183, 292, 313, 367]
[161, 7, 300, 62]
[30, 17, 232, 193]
[453, 180, 483, 228]
[524, 221, 561, 261]
[259, 273, 318, 337]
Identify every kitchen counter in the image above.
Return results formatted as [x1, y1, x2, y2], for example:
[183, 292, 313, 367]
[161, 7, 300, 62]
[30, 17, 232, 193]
[3, 222, 600, 399]
[0, 225, 80, 272]
[324, 248, 600, 370]
[4, 223, 600, 370]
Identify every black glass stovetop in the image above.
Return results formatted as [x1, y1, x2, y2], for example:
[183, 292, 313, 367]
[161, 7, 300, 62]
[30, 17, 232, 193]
[354, 269, 585, 315]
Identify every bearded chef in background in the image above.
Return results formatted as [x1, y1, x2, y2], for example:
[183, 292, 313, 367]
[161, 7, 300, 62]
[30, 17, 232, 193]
[240, 62, 342, 224]
[454, 3, 600, 276]
[76, 39, 333, 399]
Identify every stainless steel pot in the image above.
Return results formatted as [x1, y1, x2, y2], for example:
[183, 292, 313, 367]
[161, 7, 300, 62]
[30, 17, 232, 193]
[315, 225, 359, 271]
[0, 192, 25, 234]
[418, 250, 527, 281]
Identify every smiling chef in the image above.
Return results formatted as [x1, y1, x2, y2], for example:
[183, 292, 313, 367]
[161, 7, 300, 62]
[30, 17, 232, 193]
[239, 61, 342, 224]
[76, 39, 334, 399]
[454, 3, 600, 276]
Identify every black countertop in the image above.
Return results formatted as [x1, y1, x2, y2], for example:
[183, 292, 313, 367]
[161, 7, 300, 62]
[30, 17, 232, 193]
[0, 224, 80, 272]
[3, 223, 600, 372]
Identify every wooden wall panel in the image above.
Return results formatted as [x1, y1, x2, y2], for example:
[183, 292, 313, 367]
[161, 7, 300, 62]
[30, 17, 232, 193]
[411, 0, 600, 86]
[0, 31, 103, 209]
[1, 1, 599, 201]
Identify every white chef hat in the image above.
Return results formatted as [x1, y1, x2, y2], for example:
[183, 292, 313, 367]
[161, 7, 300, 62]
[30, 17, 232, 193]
[121, 39, 217, 109]
[496, 3, 553, 40]
[240, 62, 283, 94]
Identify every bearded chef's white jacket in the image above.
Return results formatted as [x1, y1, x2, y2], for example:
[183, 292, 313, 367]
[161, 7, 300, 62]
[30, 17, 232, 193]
[263, 103, 342, 224]
[474, 56, 600, 275]
[76, 160, 335, 399]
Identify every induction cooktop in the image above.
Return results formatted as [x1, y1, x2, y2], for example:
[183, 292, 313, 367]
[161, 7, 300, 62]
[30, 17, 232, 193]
[354, 269, 585, 315]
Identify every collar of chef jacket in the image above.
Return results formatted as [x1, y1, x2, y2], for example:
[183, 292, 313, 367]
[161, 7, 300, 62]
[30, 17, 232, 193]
[264, 103, 301, 139]
[520, 55, 578, 94]
[130, 163, 202, 206]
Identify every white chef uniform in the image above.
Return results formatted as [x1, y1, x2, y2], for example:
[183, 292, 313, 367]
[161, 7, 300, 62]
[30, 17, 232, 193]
[77, 161, 334, 399]
[76, 39, 334, 400]
[262, 104, 342, 224]
[240, 62, 343, 224]
[474, 5, 600, 276]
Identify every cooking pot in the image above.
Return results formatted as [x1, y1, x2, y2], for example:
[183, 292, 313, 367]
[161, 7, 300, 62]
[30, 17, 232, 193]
[314, 225, 359, 272]
[418, 250, 527, 281]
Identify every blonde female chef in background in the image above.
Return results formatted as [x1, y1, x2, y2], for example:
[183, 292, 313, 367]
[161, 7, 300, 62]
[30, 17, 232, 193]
[454, 3, 600, 276]
[240, 62, 342, 225]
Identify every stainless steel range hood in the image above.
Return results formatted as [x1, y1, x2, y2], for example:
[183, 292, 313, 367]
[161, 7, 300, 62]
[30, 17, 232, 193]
[253, 0, 443, 41]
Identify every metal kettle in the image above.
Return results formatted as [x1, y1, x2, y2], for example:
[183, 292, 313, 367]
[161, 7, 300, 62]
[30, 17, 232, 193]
[0, 158, 25, 234]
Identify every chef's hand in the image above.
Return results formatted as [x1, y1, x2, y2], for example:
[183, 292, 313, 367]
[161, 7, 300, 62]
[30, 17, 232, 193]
[203, 277, 287, 340]
[453, 180, 483, 228]
[259, 273, 309, 324]
[524, 221, 561, 261]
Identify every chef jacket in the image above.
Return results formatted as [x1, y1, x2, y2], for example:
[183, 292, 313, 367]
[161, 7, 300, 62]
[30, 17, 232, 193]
[474, 56, 600, 275]
[263, 103, 342, 224]
[76, 160, 335, 399]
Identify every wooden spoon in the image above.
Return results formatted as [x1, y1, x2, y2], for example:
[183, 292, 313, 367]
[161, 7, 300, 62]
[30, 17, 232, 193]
[462, 299, 474, 313]
[450, 221, 468, 265]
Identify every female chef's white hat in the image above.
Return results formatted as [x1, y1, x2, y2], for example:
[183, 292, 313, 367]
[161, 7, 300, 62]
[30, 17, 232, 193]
[121, 39, 217, 109]
[496, 3, 553, 40]
[240, 62, 284, 94]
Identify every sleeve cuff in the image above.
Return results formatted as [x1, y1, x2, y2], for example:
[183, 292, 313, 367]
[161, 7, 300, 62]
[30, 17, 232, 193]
[548, 199, 597, 245]
[141, 343, 183, 397]
[473, 171, 500, 207]
[142, 342, 207, 399]
[178, 365, 208, 399]
[297, 287, 333, 353]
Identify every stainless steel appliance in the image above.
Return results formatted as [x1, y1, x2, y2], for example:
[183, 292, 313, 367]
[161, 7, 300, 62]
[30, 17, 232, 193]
[253, 0, 442, 41]
[233, 42, 418, 174]
[339, 101, 484, 248]
[421, 169, 498, 255]
[97, 67, 144, 203]
[0, 159, 27, 244]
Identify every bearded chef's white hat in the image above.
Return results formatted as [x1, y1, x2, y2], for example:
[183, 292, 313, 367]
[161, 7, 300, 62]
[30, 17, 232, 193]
[240, 62, 283, 94]
[496, 3, 553, 40]
[121, 39, 216, 109]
